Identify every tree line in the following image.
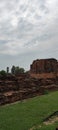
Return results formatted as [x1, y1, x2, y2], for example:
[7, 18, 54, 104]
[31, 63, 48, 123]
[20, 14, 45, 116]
[0, 65, 25, 76]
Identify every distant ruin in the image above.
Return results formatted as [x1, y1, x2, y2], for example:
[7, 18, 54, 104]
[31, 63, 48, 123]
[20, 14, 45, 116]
[30, 58, 58, 74]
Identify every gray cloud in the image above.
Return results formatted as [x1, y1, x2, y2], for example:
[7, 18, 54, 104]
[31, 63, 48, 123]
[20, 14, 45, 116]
[0, 0, 58, 70]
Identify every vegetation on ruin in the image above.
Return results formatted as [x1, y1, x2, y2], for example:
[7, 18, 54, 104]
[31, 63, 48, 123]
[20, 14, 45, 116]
[0, 91, 58, 130]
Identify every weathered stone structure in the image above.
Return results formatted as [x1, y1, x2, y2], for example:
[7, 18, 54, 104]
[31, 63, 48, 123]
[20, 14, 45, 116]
[30, 58, 58, 73]
[0, 58, 58, 105]
[0, 72, 58, 105]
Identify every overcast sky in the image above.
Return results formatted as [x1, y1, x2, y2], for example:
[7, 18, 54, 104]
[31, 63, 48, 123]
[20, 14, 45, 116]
[0, 0, 58, 71]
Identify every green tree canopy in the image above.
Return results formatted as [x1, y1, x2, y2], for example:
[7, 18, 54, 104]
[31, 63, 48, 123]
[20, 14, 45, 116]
[11, 66, 25, 75]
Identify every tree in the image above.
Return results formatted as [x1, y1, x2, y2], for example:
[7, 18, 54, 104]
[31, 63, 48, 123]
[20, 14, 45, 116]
[11, 65, 25, 75]
[18, 68, 25, 74]
[11, 66, 16, 74]
[15, 67, 25, 75]
[15, 66, 20, 75]
[6, 67, 9, 74]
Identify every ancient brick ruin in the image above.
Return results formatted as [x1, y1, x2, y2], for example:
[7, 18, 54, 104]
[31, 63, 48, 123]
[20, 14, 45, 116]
[0, 58, 58, 105]
[30, 58, 58, 74]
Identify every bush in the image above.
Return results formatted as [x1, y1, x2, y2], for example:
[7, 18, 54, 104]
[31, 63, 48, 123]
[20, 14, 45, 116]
[43, 90, 49, 95]
[0, 70, 7, 77]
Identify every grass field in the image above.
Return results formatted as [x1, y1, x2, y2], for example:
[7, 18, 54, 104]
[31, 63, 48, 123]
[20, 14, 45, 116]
[0, 91, 58, 130]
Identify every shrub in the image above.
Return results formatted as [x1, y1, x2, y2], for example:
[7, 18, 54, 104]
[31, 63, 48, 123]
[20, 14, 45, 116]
[0, 70, 7, 77]
[43, 90, 49, 95]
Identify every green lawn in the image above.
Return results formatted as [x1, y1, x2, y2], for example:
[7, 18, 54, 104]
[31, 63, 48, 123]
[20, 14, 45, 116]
[0, 91, 58, 130]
